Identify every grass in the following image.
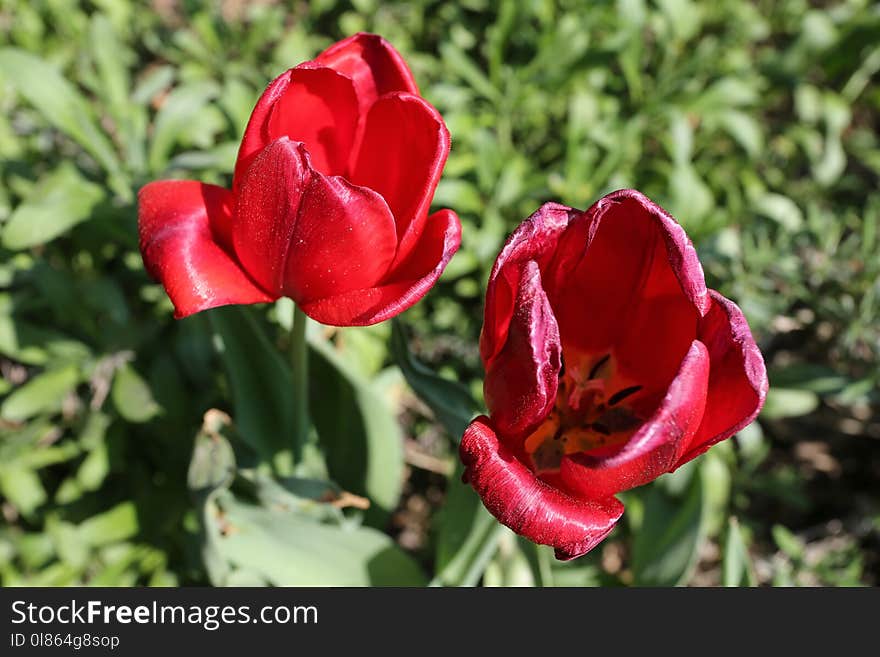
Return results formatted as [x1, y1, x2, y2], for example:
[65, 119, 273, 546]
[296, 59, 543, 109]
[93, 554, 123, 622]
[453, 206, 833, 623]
[0, 0, 876, 586]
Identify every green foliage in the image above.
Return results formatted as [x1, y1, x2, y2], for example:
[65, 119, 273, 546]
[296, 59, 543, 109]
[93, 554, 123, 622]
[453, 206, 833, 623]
[0, 0, 875, 586]
[2, 163, 105, 250]
[209, 306, 296, 472]
[723, 517, 757, 587]
[308, 330, 405, 525]
[186, 412, 424, 586]
[391, 319, 476, 439]
[631, 463, 706, 586]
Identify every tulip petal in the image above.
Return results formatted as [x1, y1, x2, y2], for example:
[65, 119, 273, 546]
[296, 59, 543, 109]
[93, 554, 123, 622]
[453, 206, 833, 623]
[298, 208, 460, 326]
[315, 32, 419, 114]
[605, 189, 710, 314]
[480, 202, 574, 365]
[350, 92, 450, 265]
[282, 168, 397, 305]
[614, 292, 699, 390]
[234, 69, 292, 192]
[234, 137, 399, 305]
[676, 290, 768, 465]
[138, 180, 274, 319]
[548, 190, 710, 357]
[233, 138, 312, 296]
[460, 416, 624, 561]
[265, 66, 359, 176]
[484, 260, 561, 441]
[233, 66, 360, 187]
[560, 340, 710, 500]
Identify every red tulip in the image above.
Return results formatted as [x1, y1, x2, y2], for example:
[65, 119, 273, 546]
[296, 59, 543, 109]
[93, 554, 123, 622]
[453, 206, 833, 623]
[138, 33, 460, 326]
[460, 190, 768, 560]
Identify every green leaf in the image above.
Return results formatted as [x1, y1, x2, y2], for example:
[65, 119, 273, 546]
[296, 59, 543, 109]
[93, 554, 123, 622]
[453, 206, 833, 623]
[632, 468, 706, 586]
[208, 307, 295, 473]
[209, 492, 425, 586]
[330, 324, 390, 378]
[78, 501, 139, 547]
[657, 0, 702, 41]
[1, 365, 79, 422]
[760, 387, 820, 419]
[132, 65, 174, 105]
[187, 409, 241, 589]
[719, 110, 763, 158]
[243, 471, 345, 523]
[723, 517, 757, 586]
[433, 179, 483, 214]
[768, 363, 848, 394]
[2, 163, 105, 250]
[49, 520, 89, 571]
[390, 319, 476, 439]
[440, 42, 499, 103]
[670, 164, 713, 222]
[483, 530, 536, 587]
[754, 193, 804, 231]
[89, 15, 131, 126]
[77, 442, 109, 491]
[544, 552, 604, 587]
[735, 421, 769, 469]
[309, 335, 404, 523]
[432, 463, 502, 586]
[89, 14, 145, 173]
[0, 48, 128, 199]
[148, 80, 219, 173]
[0, 314, 50, 365]
[111, 363, 161, 423]
[0, 467, 47, 516]
[772, 524, 805, 561]
[669, 111, 694, 164]
[701, 453, 731, 538]
[187, 410, 237, 495]
[812, 123, 846, 187]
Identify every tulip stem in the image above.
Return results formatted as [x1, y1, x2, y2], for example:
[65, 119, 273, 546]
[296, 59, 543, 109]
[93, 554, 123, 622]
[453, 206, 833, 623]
[290, 303, 310, 456]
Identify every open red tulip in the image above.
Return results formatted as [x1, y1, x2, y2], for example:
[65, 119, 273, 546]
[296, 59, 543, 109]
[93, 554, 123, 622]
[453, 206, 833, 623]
[138, 33, 460, 326]
[460, 190, 768, 560]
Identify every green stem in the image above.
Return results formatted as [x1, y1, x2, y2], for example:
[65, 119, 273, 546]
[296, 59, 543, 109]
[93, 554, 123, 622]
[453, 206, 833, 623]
[536, 545, 555, 587]
[290, 303, 309, 457]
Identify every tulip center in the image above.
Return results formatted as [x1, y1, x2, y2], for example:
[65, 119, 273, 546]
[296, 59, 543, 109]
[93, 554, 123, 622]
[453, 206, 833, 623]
[524, 352, 644, 473]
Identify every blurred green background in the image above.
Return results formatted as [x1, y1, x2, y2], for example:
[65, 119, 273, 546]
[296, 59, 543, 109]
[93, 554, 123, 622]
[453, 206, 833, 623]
[0, 0, 877, 586]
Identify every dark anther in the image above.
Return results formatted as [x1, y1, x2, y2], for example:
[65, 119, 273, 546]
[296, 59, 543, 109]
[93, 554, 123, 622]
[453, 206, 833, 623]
[591, 422, 610, 435]
[588, 354, 611, 380]
[552, 428, 563, 441]
[558, 355, 566, 378]
[608, 385, 643, 407]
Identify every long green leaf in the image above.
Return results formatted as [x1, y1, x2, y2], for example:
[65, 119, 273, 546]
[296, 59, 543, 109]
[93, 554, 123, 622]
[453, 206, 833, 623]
[209, 492, 425, 586]
[2, 163, 105, 250]
[1, 365, 79, 422]
[432, 463, 502, 586]
[308, 335, 404, 524]
[147, 80, 218, 173]
[208, 307, 295, 474]
[111, 363, 161, 424]
[723, 517, 757, 587]
[631, 466, 706, 586]
[390, 319, 476, 440]
[0, 48, 129, 200]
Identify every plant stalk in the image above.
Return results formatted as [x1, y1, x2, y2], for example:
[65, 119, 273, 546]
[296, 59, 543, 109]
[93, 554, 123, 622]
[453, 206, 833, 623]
[290, 303, 310, 455]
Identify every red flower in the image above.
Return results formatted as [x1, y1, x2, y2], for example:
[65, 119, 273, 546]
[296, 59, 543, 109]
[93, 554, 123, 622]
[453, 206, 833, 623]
[138, 33, 460, 326]
[460, 190, 768, 560]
